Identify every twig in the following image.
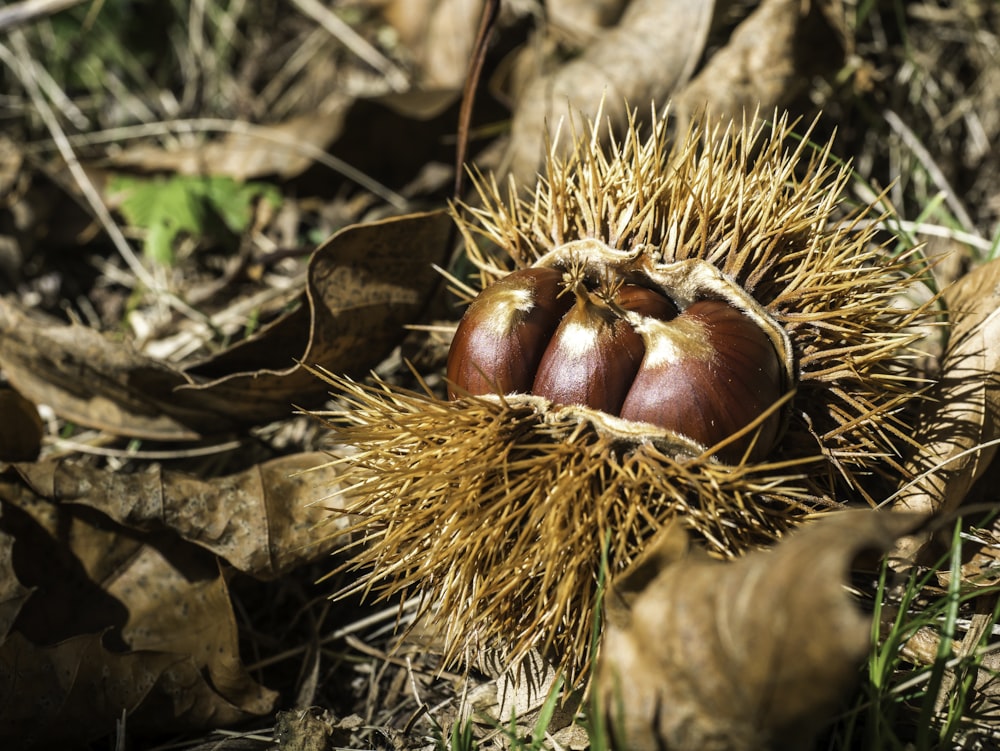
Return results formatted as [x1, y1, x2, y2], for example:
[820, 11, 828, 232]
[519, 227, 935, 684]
[344, 634, 466, 682]
[844, 215, 998, 253]
[44, 436, 245, 460]
[289, 0, 408, 92]
[0, 33, 162, 294]
[0, 0, 84, 32]
[23, 116, 410, 211]
[884, 109, 980, 236]
[246, 597, 423, 671]
[454, 0, 501, 201]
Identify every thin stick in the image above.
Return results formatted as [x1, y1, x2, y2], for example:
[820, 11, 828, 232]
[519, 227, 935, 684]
[289, 0, 408, 92]
[1, 33, 163, 296]
[884, 109, 980, 236]
[453, 0, 501, 202]
[23, 116, 409, 211]
[0, 0, 84, 32]
[44, 436, 244, 460]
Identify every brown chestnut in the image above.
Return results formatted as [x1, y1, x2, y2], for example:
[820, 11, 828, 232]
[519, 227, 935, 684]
[448, 266, 785, 463]
[446, 267, 571, 398]
[613, 284, 678, 321]
[531, 294, 646, 415]
[619, 299, 783, 462]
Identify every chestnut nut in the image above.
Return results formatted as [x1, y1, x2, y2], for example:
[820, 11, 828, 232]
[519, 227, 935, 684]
[446, 263, 788, 463]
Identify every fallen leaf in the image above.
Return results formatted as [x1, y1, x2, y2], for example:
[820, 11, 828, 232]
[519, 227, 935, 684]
[503, 0, 849, 187]
[108, 545, 276, 721]
[672, 0, 848, 125]
[0, 631, 180, 749]
[503, 0, 715, 187]
[547, 0, 631, 41]
[183, 209, 453, 410]
[0, 527, 31, 641]
[0, 387, 42, 462]
[0, 210, 452, 439]
[106, 110, 351, 181]
[0, 300, 206, 440]
[0, 481, 277, 746]
[891, 258, 1000, 550]
[899, 608, 1000, 733]
[381, 0, 484, 90]
[272, 707, 366, 751]
[12, 452, 347, 579]
[598, 510, 924, 751]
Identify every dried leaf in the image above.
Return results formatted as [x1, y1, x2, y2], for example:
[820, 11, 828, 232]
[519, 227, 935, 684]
[504, 0, 849, 186]
[0, 387, 42, 462]
[273, 708, 365, 751]
[12, 452, 345, 579]
[184, 209, 452, 409]
[382, 0, 484, 90]
[547, 0, 630, 40]
[892, 258, 1000, 527]
[0, 484, 277, 744]
[0, 135, 23, 198]
[504, 0, 715, 186]
[0, 631, 178, 748]
[0, 300, 205, 440]
[108, 545, 276, 720]
[106, 110, 351, 181]
[598, 511, 924, 751]
[0, 210, 452, 438]
[672, 0, 848, 124]
[899, 611, 1000, 728]
[0, 528, 31, 641]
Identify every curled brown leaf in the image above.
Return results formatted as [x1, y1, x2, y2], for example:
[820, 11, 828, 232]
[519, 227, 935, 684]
[672, 0, 848, 125]
[598, 510, 924, 751]
[0, 210, 452, 439]
[0, 387, 42, 462]
[0, 479, 277, 746]
[502, 0, 848, 188]
[892, 258, 1000, 554]
[183, 209, 452, 414]
[503, 0, 715, 187]
[0, 529, 31, 642]
[12, 452, 347, 579]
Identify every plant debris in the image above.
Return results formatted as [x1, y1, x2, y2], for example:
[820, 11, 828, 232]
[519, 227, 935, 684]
[0, 1, 998, 749]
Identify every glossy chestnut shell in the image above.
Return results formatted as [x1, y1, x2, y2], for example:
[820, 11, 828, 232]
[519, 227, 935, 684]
[446, 262, 789, 463]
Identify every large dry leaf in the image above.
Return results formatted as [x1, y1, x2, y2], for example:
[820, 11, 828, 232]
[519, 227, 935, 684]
[108, 545, 276, 722]
[892, 258, 1000, 534]
[0, 631, 181, 749]
[381, 0, 483, 90]
[0, 484, 277, 745]
[183, 209, 452, 410]
[0, 299, 206, 440]
[598, 510, 923, 751]
[503, 0, 848, 187]
[11, 452, 345, 579]
[547, 0, 631, 40]
[672, 0, 848, 124]
[503, 0, 716, 187]
[0, 210, 452, 439]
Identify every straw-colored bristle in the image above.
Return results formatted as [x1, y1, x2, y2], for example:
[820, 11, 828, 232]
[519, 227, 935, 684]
[317, 108, 932, 683]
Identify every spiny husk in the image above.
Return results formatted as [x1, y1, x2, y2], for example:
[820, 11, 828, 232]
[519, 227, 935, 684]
[318, 109, 932, 684]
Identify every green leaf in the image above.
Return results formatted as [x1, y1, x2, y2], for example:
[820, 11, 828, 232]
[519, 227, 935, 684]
[108, 174, 281, 266]
[203, 176, 281, 232]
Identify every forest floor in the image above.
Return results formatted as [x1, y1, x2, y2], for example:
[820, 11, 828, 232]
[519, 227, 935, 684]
[1, 1, 1000, 750]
